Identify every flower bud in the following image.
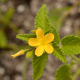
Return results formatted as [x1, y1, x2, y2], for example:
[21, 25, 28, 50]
[11, 50, 25, 58]
[26, 51, 33, 58]
[31, 30, 36, 34]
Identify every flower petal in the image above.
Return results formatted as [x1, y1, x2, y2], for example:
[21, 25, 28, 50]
[35, 45, 44, 57]
[44, 44, 54, 53]
[36, 28, 44, 40]
[28, 38, 40, 46]
[45, 33, 54, 43]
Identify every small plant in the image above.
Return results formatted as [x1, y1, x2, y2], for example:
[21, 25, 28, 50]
[11, 4, 80, 80]
[0, 8, 19, 48]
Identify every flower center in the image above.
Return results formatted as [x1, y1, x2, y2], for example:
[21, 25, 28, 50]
[40, 40, 46, 46]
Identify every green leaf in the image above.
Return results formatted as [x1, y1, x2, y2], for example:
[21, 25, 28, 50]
[33, 52, 48, 80]
[35, 4, 51, 33]
[55, 65, 72, 80]
[16, 34, 36, 41]
[51, 26, 60, 44]
[61, 35, 80, 46]
[0, 29, 7, 47]
[62, 46, 80, 55]
[52, 41, 67, 63]
[61, 35, 80, 55]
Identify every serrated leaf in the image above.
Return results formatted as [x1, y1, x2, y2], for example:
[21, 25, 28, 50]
[61, 35, 80, 55]
[51, 26, 60, 44]
[35, 4, 51, 33]
[16, 34, 36, 41]
[62, 46, 80, 55]
[61, 35, 80, 46]
[33, 52, 48, 80]
[55, 65, 72, 80]
[52, 41, 67, 63]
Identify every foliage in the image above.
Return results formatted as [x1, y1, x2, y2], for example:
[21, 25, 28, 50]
[17, 34, 36, 42]
[0, 8, 19, 49]
[62, 46, 80, 55]
[61, 35, 80, 46]
[0, 29, 7, 48]
[55, 65, 72, 80]
[15, 4, 80, 80]
[52, 41, 67, 63]
[61, 35, 80, 55]
[33, 52, 48, 80]
[35, 4, 51, 33]
[48, 26, 60, 44]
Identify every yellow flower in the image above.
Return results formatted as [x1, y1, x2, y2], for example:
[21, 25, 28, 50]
[28, 28, 54, 57]
[11, 50, 25, 58]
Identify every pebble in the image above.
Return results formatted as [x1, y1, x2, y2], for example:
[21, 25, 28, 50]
[31, 0, 39, 14]
[17, 5, 25, 13]
[1, 5, 8, 12]
[15, 63, 23, 72]
[14, 75, 22, 80]
[61, 19, 72, 36]
[3, 76, 10, 80]
[55, 2, 63, 8]
[70, 7, 79, 17]
[17, 15, 24, 22]
[0, 67, 5, 75]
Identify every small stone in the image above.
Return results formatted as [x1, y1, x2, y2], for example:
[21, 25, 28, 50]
[23, 20, 30, 27]
[3, 76, 10, 80]
[17, 5, 25, 13]
[62, 26, 72, 34]
[72, 65, 78, 72]
[14, 75, 22, 80]
[17, 15, 24, 22]
[0, 67, 5, 75]
[69, 0, 76, 3]
[55, 2, 62, 8]
[61, 19, 72, 36]
[1, 5, 8, 12]
[15, 63, 23, 72]
[31, 0, 39, 14]
[70, 7, 79, 17]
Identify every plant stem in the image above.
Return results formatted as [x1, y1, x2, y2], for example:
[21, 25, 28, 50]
[68, 58, 73, 65]
[22, 58, 28, 80]
[70, 55, 80, 62]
